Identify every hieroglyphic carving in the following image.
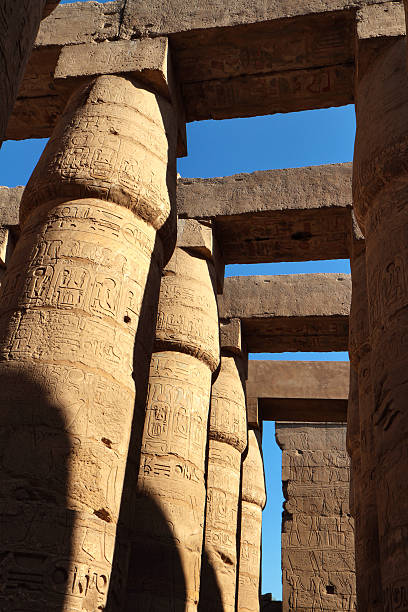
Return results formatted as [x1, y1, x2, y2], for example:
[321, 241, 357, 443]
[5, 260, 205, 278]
[0, 75, 177, 610]
[348, 232, 383, 610]
[238, 429, 266, 612]
[353, 37, 408, 607]
[200, 353, 247, 611]
[277, 423, 356, 612]
[0, 0, 48, 145]
[125, 244, 220, 610]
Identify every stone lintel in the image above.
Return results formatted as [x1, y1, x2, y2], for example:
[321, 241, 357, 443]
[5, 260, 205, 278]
[178, 164, 352, 264]
[247, 360, 349, 422]
[55, 38, 172, 99]
[8, 1, 400, 140]
[177, 219, 225, 293]
[219, 274, 351, 353]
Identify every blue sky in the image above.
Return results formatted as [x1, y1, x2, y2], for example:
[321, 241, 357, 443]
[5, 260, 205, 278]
[1, 0, 356, 599]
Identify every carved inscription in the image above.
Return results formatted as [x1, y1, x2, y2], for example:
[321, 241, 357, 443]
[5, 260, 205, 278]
[237, 429, 266, 612]
[0, 1, 45, 143]
[277, 423, 356, 612]
[200, 355, 247, 611]
[126, 244, 219, 610]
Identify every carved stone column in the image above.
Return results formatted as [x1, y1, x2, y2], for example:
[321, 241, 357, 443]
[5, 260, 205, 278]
[238, 428, 266, 612]
[0, 75, 177, 609]
[353, 36, 408, 607]
[277, 423, 356, 612]
[348, 218, 382, 610]
[199, 319, 248, 611]
[0, 1, 59, 145]
[125, 220, 220, 610]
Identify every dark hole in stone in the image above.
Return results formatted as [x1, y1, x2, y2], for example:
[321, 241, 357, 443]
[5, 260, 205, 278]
[291, 231, 312, 241]
[124, 315, 131, 323]
[52, 567, 68, 585]
[326, 584, 336, 594]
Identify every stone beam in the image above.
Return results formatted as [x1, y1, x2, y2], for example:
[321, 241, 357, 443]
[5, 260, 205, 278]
[178, 163, 352, 264]
[247, 361, 349, 422]
[7, 0, 404, 140]
[219, 274, 351, 353]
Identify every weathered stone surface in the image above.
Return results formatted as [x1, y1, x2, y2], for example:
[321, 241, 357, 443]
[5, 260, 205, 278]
[238, 429, 266, 612]
[178, 164, 352, 264]
[8, 0, 403, 139]
[200, 354, 247, 611]
[348, 237, 383, 610]
[120, 0, 391, 36]
[219, 274, 351, 352]
[0, 186, 23, 227]
[125, 241, 220, 610]
[55, 38, 173, 99]
[0, 75, 177, 609]
[276, 423, 356, 612]
[0, 0, 48, 144]
[247, 361, 349, 422]
[353, 37, 408, 607]
[356, 1, 405, 39]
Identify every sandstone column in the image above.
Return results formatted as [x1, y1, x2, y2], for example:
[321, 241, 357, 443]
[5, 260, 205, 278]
[199, 319, 248, 611]
[277, 423, 356, 612]
[0, 1, 59, 145]
[238, 427, 267, 612]
[348, 217, 382, 610]
[0, 75, 177, 609]
[353, 37, 408, 606]
[125, 220, 220, 610]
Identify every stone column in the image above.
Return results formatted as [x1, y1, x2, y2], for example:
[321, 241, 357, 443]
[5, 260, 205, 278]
[238, 427, 267, 612]
[199, 319, 248, 611]
[124, 220, 220, 610]
[0, 1, 59, 145]
[348, 218, 383, 610]
[0, 75, 177, 609]
[353, 37, 408, 606]
[277, 423, 356, 612]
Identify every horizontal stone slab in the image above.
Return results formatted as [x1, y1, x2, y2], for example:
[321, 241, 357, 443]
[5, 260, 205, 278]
[219, 274, 351, 353]
[6, 0, 404, 140]
[55, 38, 173, 100]
[178, 164, 352, 263]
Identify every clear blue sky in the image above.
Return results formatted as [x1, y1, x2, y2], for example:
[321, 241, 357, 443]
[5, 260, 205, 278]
[0, 0, 356, 600]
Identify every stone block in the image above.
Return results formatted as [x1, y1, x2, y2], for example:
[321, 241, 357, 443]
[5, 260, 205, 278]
[55, 38, 172, 99]
[177, 219, 224, 292]
[0, 186, 23, 226]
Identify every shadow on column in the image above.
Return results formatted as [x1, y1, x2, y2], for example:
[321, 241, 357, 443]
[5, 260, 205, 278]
[106, 234, 191, 609]
[0, 366, 73, 609]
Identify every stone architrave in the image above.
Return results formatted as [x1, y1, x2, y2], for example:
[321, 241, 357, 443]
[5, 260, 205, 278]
[348, 225, 383, 610]
[125, 242, 220, 610]
[238, 428, 267, 612]
[0, 75, 177, 609]
[199, 351, 248, 611]
[277, 423, 356, 612]
[0, 1, 58, 145]
[353, 37, 408, 606]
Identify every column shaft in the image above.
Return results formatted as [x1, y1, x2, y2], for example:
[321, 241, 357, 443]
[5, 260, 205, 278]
[353, 37, 408, 607]
[238, 428, 266, 612]
[125, 245, 220, 610]
[199, 352, 247, 611]
[349, 236, 382, 610]
[0, 75, 177, 609]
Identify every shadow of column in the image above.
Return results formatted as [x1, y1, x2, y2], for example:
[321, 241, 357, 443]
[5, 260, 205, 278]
[0, 366, 73, 609]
